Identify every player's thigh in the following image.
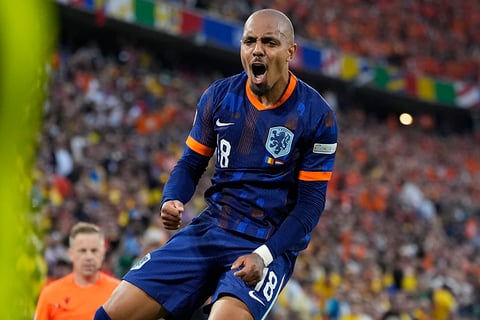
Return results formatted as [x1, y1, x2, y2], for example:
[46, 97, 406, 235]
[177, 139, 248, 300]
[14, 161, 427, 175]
[102, 280, 170, 320]
[208, 296, 253, 320]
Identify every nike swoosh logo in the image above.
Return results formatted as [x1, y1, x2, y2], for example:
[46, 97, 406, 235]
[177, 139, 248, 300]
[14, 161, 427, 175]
[216, 119, 235, 127]
[248, 290, 265, 306]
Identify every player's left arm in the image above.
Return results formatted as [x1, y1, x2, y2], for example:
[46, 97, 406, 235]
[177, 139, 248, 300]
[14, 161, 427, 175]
[232, 179, 329, 286]
[257, 180, 328, 264]
[256, 108, 338, 265]
[233, 108, 338, 285]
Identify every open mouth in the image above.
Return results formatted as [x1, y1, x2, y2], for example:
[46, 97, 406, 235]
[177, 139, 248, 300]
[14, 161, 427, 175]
[251, 63, 267, 84]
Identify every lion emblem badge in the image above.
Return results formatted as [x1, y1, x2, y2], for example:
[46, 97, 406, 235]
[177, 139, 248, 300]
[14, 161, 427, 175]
[266, 126, 293, 158]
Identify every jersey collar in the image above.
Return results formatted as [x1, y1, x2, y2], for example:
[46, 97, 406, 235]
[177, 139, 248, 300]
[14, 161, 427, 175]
[246, 72, 297, 111]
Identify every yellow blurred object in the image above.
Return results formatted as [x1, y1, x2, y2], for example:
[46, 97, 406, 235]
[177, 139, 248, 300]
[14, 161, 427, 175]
[88, 131, 101, 144]
[402, 273, 418, 293]
[432, 287, 456, 320]
[119, 210, 130, 227]
[109, 188, 122, 204]
[0, 1, 57, 318]
[314, 271, 342, 301]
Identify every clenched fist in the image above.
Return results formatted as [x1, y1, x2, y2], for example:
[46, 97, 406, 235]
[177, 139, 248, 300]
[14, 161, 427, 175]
[160, 200, 184, 230]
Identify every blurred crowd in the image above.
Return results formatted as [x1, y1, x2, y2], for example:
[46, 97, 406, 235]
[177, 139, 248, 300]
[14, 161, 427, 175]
[187, 0, 480, 83]
[35, 19, 480, 320]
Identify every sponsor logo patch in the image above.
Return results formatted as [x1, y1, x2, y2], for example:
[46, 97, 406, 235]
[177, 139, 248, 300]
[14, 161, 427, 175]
[313, 143, 337, 154]
[130, 253, 151, 270]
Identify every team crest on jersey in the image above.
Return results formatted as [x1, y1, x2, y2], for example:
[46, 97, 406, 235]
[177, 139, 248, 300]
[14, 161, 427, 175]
[266, 126, 293, 158]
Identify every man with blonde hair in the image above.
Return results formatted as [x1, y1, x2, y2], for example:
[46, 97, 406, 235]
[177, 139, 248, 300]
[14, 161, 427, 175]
[35, 222, 120, 319]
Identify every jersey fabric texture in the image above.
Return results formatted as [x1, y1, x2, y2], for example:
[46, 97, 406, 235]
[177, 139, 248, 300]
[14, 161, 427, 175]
[124, 212, 297, 320]
[34, 272, 120, 320]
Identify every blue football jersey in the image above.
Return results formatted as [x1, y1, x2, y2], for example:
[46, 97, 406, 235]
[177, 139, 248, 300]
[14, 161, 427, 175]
[185, 71, 337, 240]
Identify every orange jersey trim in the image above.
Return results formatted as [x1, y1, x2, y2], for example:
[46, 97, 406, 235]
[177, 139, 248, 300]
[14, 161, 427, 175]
[186, 136, 214, 157]
[246, 72, 297, 111]
[298, 170, 332, 181]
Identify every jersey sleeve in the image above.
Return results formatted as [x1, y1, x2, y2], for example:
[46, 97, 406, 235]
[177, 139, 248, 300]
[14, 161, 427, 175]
[160, 85, 218, 205]
[161, 147, 211, 205]
[298, 109, 337, 182]
[185, 85, 218, 154]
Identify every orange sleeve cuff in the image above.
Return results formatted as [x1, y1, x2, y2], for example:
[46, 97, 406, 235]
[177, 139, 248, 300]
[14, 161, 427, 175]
[298, 170, 332, 181]
[186, 136, 214, 157]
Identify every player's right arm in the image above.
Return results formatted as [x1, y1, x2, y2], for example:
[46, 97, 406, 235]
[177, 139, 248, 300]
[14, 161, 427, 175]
[159, 85, 217, 228]
[159, 146, 211, 229]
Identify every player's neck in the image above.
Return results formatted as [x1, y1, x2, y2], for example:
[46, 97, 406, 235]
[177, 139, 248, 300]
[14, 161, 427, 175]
[257, 75, 290, 107]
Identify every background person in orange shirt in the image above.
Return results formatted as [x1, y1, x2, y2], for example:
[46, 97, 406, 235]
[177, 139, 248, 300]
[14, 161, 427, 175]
[34, 222, 120, 320]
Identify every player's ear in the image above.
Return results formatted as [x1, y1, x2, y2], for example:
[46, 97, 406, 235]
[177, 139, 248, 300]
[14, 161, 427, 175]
[287, 43, 297, 62]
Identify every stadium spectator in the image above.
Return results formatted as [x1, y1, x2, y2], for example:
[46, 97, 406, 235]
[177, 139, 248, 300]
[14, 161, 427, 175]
[34, 222, 120, 320]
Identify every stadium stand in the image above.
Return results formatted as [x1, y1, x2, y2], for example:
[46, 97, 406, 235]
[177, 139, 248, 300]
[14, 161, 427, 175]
[196, 0, 480, 83]
[35, 2, 480, 319]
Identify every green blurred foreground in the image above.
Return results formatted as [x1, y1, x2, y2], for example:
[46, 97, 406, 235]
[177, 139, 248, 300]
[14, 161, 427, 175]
[0, 2, 57, 319]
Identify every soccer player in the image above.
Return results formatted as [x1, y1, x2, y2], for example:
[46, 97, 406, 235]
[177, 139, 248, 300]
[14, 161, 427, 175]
[35, 222, 120, 320]
[95, 8, 338, 320]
